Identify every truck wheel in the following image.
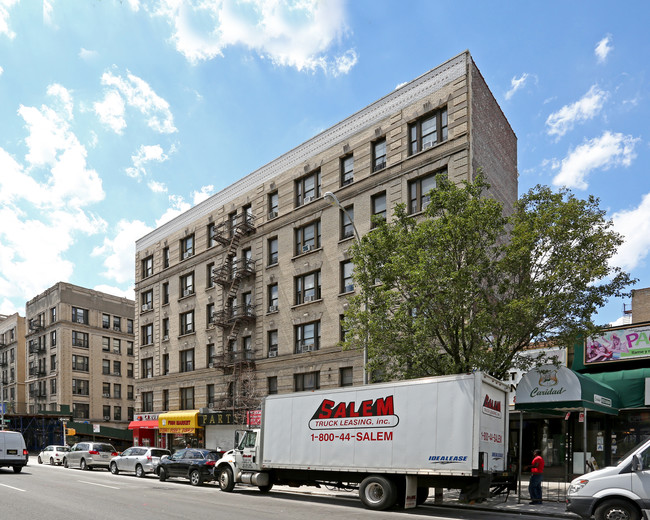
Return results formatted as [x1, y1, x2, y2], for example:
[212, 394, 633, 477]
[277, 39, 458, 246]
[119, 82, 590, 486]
[258, 483, 274, 493]
[13, 466, 22, 473]
[359, 475, 398, 510]
[218, 466, 235, 492]
[595, 499, 640, 520]
[416, 487, 429, 505]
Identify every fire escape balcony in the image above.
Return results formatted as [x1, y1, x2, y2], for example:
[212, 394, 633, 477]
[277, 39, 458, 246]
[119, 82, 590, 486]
[28, 319, 44, 332]
[209, 349, 257, 370]
[28, 366, 46, 377]
[211, 214, 256, 247]
[213, 305, 256, 328]
[212, 259, 256, 286]
[28, 343, 47, 355]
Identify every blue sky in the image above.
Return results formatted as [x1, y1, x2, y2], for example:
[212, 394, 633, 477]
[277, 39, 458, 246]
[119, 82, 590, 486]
[0, 0, 648, 327]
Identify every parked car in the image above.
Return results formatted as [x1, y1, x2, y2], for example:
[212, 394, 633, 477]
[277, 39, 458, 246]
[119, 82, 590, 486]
[0, 430, 28, 473]
[63, 442, 118, 470]
[110, 447, 171, 477]
[37, 445, 70, 465]
[158, 448, 220, 486]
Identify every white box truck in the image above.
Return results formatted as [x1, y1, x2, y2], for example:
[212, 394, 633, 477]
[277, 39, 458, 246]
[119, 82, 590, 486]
[215, 372, 512, 510]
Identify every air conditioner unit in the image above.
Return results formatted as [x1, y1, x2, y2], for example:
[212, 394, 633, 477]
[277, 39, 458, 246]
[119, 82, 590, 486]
[208, 402, 215, 408]
[208, 363, 214, 368]
[304, 295, 316, 303]
[344, 284, 355, 293]
[303, 195, 313, 204]
[113, 348, 120, 353]
[268, 210, 278, 219]
[182, 251, 191, 259]
[141, 304, 150, 312]
[103, 393, 110, 398]
[302, 244, 313, 253]
[104, 416, 110, 421]
[163, 334, 169, 341]
[422, 141, 434, 150]
[343, 230, 354, 239]
[183, 288, 192, 297]
[268, 305, 278, 313]
[268, 350, 278, 358]
[422, 200, 431, 210]
[76, 317, 84, 323]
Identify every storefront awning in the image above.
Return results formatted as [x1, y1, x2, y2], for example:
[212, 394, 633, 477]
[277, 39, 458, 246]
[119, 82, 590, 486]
[584, 368, 650, 409]
[515, 365, 621, 414]
[158, 410, 201, 433]
[128, 420, 159, 430]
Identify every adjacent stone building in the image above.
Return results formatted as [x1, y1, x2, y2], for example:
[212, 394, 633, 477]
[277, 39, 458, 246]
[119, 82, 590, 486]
[0, 313, 27, 414]
[24, 282, 136, 427]
[133, 51, 518, 439]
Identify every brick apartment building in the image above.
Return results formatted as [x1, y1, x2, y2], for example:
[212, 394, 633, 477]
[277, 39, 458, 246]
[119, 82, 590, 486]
[0, 313, 27, 414]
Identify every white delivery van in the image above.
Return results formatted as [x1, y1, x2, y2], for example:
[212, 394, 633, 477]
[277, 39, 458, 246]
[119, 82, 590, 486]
[0, 430, 29, 473]
[567, 437, 650, 520]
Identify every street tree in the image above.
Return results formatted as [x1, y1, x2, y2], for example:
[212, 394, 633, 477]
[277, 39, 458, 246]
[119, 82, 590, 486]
[341, 173, 634, 381]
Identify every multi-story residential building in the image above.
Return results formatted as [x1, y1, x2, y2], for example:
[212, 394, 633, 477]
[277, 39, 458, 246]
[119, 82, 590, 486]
[0, 313, 27, 414]
[134, 51, 518, 447]
[24, 282, 136, 427]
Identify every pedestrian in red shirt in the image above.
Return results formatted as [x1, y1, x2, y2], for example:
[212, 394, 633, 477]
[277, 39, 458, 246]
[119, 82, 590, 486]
[527, 449, 544, 504]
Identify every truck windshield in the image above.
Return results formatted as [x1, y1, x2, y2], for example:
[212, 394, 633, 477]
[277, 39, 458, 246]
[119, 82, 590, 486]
[237, 431, 257, 450]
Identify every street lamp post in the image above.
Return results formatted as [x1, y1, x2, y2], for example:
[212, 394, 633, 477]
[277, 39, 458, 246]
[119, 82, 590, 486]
[323, 191, 368, 384]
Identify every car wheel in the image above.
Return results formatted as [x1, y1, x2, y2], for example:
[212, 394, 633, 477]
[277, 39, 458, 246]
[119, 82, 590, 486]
[135, 464, 145, 478]
[37, 456, 43, 464]
[595, 499, 640, 520]
[80, 458, 88, 471]
[50, 457, 55, 466]
[359, 475, 398, 511]
[110, 462, 119, 475]
[13, 466, 22, 473]
[189, 469, 202, 486]
[63, 458, 68, 468]
[218, 466, 235, 492]
[159, 467, 168, 482]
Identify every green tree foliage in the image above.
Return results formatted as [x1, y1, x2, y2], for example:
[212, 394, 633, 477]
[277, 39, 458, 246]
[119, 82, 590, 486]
[341, 174, 634, 380]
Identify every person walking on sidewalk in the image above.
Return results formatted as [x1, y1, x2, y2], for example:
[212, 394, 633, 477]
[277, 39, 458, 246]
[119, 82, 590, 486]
[527, 449, 544, 504]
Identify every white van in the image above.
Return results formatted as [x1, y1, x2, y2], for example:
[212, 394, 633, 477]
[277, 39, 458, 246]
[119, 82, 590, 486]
[0, 430, 29, 473]
[567, 438, 650, 520]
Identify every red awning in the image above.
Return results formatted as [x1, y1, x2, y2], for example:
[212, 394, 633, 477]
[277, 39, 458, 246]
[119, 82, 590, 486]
[128, 420, 159, 430]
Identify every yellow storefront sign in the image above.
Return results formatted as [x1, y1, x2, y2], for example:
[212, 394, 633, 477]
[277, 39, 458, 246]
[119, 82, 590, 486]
[158, 410, 201, 434]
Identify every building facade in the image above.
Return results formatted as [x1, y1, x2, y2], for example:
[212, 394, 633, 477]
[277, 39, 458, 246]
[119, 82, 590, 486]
[0, 313, 27, 414]
[24, 282, 136, 427]
[133, 51, 518, 445]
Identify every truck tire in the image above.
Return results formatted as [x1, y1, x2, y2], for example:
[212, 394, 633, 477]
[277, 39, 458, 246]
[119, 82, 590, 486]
[13, 466, 22, 473]
[595, 499, 640, 520]
[218, 466, 235, 492]
[416, 487, 429, 505]
[258, 483, 274, 493]
[359, 475, 398, 510]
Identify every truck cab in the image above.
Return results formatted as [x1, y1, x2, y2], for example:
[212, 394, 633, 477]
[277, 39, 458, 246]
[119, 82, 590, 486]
[215, 429, 272, 493]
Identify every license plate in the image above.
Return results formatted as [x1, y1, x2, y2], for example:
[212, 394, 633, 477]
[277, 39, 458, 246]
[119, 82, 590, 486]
[102, 454, 109, 458]
[7, 450, 17, 455]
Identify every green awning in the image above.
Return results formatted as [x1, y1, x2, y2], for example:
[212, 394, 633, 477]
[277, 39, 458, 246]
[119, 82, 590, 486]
[584, 368, 650, 409]
[515, 365, 620, 414]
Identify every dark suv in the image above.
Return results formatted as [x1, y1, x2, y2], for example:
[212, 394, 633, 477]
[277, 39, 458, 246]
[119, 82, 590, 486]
[157, 449, 220, 486]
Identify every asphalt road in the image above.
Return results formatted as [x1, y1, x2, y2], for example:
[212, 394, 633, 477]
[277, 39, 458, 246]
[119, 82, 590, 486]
[0, 460, 560, 520]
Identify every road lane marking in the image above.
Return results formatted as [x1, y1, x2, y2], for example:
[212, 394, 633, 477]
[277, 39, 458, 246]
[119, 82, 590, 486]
[78, 480, 120, 489]
[0, 483, 26, 492]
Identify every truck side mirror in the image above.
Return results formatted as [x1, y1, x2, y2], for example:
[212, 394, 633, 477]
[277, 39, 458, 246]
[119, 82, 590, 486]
[632, 454, 642, 472]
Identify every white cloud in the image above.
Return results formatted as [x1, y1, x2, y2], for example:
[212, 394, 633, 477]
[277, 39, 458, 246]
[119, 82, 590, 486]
[94, 90, 127, 134]
[43, 0, 54, 27]
[610, 192, 650, 272]
[125, 143, 169, 180]
[505, 73, 530, 100]
[153, 0, 357, 75]
[0, 65, 3, 75]
[156, 194, 192, 226]
[148, 180, 168, 193]
[0, 0, 19, 39]
[126, 0, 140, 12]
[546, 85, 608, 138]
[595, 35, 613, 63]
[79, 47, 98, 60]
[93, 284, 135, 301]
[99, 70, 177, 134]
[192, 185, 214, 205]
[92, 219, 152, 285]
[551, 131, 639, 189]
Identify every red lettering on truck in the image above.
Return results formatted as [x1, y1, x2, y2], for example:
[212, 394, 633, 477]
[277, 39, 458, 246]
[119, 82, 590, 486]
[311, 396, 394, 420]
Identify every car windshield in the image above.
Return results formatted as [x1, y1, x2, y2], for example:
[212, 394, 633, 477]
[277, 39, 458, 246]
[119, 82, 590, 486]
[95, 444, 116, 452]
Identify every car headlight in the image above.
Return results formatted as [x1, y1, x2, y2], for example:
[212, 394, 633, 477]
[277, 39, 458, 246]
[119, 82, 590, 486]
[568, 479, 589, 495]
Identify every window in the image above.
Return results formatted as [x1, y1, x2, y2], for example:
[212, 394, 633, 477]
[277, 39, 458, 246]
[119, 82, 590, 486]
[103, 382, 111, 398]
[50, 354, 56, 372]
[114, 384, 121, 399]
[267, 284, 279, 313]
[180, 349, 194, 372]
[72, 379, 89, 395]
[268, 330, 278, 357]
[408, 107, 448, 155]
[295, 270, 321, 304]
[102, 359, 110, 375]
[127, 319, 133, 334]
[341, 155, 354, 186]
[180, 272, 194, 298]
[113, 338, 121, 354]
[295, 220, 321, 254]
[268, 237, 279, 265]
[141, 357, 153, 379]
[180, 235, 194, 260]
[74, 402, 90, 419]
[142, 255, 153, 278]
[207, 303, 215, 326]
[162, 282, 169, 305]
[242, 336, 252, 359]
[268, 376, 278, 395]
[162, 318, 170, 339]
[127, 385, 134, 400]
[113, 316, 121, 331]
[372, 138, 386, 172]
[268, 191, 279, 219]
[180, 311, 194, 335]
[294, 371, 320, 392]
[180, 387, 194, 410]
[72, 307, 88, 325]
[163, 353, 169, 375]
[207, 223, 218, 248]
[206, 262, 215, 288]
[341, 205, 354, 240]
[72, 331, 89, 348]
[102, 313, 110, 329]
[114, 406, 122, 421]
[113, 360, 121, 376]
[371, 192, 386, 226]
[127, 363, 134, 378]
[243, 204, 253, 225]
[341, 261, 354, 293]
[207, 343, 216, 366]
[51, 330, 56, 347]
[141, 392, 153, 413]
[72, 355, 89, 372]
[127, 341, 134, 356]
[295, 321, 320, 353]
[295, 170, 320, 206]
[102, 337, 110, 351]
[162, 390, 169, 411]
[207, 384, 215, 406]
[163, 247, 170, 269]
[340, 314, 348, 342]
[50, 377, 56, 395]
[409, 172, 440, 214]
[128, 407, 134, 421]
[340, 367, 353, 387]
[141, 324, 153, 345]
[50, 306, 57, 323]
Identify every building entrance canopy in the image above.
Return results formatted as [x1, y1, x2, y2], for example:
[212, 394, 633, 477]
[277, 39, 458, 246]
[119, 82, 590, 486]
[158, 410, 201, 434]
[515, 365, 620, 414]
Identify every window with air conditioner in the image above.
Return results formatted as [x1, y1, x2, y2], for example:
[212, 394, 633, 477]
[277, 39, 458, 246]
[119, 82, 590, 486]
[180, 234, 194, 260]
[180, 272, 194, 298]
[295, 170, 320, 207]
[268, 191, 279, 219]
[295, 270, 320, 305]
[180, 311, 194, 336]
[408, 171, 445, 214]
[372, 138, 386, 172]
[295, 321, 319, 354]
[408, 107, 447, 156]
[295, 220, 320, 256]
[341, 261, 354, 294]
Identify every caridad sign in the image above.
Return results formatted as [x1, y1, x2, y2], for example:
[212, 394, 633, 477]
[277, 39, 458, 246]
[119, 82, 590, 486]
[585, 325, 650, 364]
